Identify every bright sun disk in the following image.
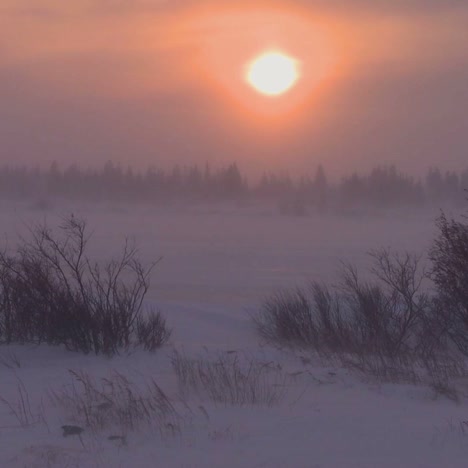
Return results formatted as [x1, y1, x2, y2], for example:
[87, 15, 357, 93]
[246, 52, 300, 96]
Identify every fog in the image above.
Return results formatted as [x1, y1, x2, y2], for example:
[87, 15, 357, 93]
[0, 198, 441, 307]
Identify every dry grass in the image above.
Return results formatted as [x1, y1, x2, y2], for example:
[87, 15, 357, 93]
[339, 351, 468, 402]
[50, 369, 181, 436]
[0, 377, 47, 429]
[171, 350, 289, 407]
[0, 351, 21, 369]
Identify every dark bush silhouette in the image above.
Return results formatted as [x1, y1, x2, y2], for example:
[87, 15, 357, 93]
[430, 212, 468, 355]
[252, 249, 433, 359]
[0, 215, 170, 355]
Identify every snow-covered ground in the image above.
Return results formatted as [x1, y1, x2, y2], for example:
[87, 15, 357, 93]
[1, 200, 467, 467]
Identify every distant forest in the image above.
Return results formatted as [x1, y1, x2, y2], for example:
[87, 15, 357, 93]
[0, 162, 467, 211]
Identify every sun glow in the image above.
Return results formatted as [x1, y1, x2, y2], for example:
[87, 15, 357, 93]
[246, 52, 300, 96]
[175, 5, 338, 118]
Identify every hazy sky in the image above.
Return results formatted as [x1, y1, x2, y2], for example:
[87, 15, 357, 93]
[1, 1, 467, 176]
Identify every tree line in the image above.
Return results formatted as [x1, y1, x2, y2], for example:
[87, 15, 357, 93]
[0, 161, 466, 210]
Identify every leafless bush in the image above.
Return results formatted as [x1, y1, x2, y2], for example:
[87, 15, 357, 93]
[252, 288, 316, 347]
[422, 354, 467, 402]
[341, 250, 433, 357]
[136, 311, 171, 352]
[171, 351, 289, 407]
[0, 215, 171, 355]
[253, 210, 468, 390]
[51, 369, 180, 436]
[253, 249, 432, 360]
[430, 212, 468, 355]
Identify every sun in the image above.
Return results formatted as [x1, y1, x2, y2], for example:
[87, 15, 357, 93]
[246, 51, 301, 96]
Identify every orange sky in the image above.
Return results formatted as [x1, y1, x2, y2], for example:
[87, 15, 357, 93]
[1, 1, 467, 175]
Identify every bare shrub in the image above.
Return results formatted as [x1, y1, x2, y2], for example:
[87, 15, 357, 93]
[51, 369, 180, 436]
[252, 288, 316, 347]
[136, 310, 171, 352]
[253, 249, 431, 360]
[171, 351, 288, 407]
[340, 250, 431, 358]
[422, 354, 467, 402]
[252, 212, 468, 390]
[0, 215, 170, 355]
[430, 212, 468, 355]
